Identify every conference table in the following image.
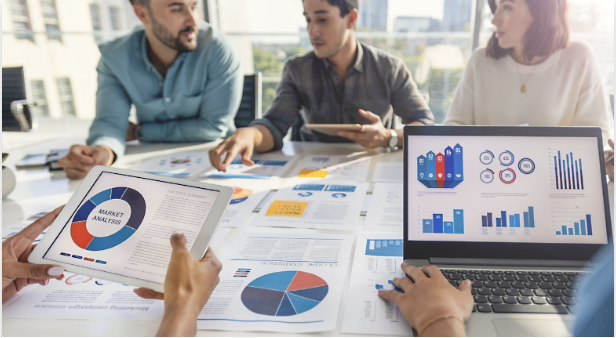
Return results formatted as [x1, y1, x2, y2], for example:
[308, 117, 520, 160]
[2, 135, 614, 337]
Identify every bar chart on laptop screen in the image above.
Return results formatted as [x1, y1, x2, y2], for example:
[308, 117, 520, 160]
[550, 207, 594, 236]
[419, 207, 465, 234]
[480, 207, 536, 228]
[549, 149, 585, 190]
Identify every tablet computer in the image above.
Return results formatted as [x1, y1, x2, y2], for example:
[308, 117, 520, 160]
[305, 123, 362, 136]
[29, 166, 233, 292]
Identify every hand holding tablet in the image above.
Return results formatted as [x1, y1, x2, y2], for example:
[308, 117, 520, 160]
[28, 166, 233, 292]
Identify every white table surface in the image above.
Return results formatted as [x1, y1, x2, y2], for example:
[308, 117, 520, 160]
[2, 136, 614, 337]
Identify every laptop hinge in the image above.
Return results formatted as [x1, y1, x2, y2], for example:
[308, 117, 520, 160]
[429, 257, 588, 268]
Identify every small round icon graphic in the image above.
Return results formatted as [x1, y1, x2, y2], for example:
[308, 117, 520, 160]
[499, 151, 515, 166]
[298, 192, 313, 197]
[480, 169, 494, 183]
[518, 158, 535, 174]
[499, 168, 517, 184]
[331, 193, 347, 198]
[480, 150, 495, 165]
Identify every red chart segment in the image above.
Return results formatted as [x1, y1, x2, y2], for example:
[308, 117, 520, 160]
[287, 271, 327, 291]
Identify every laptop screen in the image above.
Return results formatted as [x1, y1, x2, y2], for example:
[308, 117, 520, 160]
[406, 134, 610, 247]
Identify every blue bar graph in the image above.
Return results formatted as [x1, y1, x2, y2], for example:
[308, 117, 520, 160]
[365, 239, 403, 256]
[485, 207, 534, 229]
[555, 214, 593, 236]
[423, 209, 464, 234]
[554, 151, 584, 190]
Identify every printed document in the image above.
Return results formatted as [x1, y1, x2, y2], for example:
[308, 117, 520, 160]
[287, 155, 371, 182]
[372, 162, 403, 182]
[341, 234, 413, 336]
[250, 181, 368, 230]
[201, 178, 272, 228]
[2, 274, 164, 321]
[197, 233, 353, 333]
[201, 154, 297, 179]
[130, 151, 210, 177]
[364, 183, 404, 232]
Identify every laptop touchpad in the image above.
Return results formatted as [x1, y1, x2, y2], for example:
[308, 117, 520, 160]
[493, 318, 572, 337]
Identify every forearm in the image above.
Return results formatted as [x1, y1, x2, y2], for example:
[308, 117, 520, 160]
[420, 317, 466, 337]
[156, 308, 199, 337]
[252, 124, 275, 152]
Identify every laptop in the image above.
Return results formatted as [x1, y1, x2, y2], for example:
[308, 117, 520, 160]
[403, 126, 613, 337]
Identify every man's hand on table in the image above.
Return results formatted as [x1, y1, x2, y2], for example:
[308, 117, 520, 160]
[134, 233, 222, 337]
[378, 263, 473, 337]
[58, 145, 114, 180]
[2, 207, 65, 302]
[209, 125, 274, 172]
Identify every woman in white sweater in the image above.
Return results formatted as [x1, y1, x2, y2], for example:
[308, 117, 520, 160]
[444, 0, 613, 144]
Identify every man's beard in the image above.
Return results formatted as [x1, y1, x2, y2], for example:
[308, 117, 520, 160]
[151, 15, 196, 52]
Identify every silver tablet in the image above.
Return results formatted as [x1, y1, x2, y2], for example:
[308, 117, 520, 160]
[29, 166, 233, 292]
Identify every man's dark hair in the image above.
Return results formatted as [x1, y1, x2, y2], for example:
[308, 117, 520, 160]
[325, 0, 358, 17]
[129, 0, 150, 7]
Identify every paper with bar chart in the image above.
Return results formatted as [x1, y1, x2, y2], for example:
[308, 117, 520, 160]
[197, 233, 353, 333]
[130, 151, 211, 177]
[406, 135, 608, 244]
[42, 172, 221, 284]
[341, 234, 412, 336]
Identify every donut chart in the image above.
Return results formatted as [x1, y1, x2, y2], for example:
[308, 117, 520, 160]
[241, 271, 328, 316]
[230, 186, 253, 204]
[71, 187, 146, 251]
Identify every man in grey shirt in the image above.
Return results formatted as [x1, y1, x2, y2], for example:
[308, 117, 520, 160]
[209, 0, 433, 171]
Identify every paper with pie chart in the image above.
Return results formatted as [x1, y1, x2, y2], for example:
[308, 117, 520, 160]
[42, 172, 220, 285]
[130, 151, 211, 177]
[197, 233, 353, 333]
[364, 183, 403, 232]
[250, 181, 368, 230]
[201, 178, 272, 228]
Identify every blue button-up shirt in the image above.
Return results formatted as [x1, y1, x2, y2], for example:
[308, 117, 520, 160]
[87, 21, 243, 157]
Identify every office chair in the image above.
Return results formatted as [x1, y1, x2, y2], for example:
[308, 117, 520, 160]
[2, 67, 33, 132]
[234, 73, 262, 129]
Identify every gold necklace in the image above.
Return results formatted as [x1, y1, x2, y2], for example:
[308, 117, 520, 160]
[516, 61, 537, 93]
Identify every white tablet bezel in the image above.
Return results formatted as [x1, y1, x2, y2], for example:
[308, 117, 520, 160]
[29, 166, 233, 292]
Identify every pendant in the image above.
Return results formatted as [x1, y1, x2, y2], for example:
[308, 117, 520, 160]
[521, 85, 527, 93]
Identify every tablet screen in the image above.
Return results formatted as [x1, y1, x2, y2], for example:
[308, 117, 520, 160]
[43, 171, 220, 284]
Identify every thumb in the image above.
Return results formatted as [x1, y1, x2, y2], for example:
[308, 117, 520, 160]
[358, 109, 381, 124]
[458, 279, 472, 294]
[5, 262, 64, 280]
[170, 232, 188, 252]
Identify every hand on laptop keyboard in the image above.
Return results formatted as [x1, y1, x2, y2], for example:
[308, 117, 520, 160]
[378, 263, 474, 336]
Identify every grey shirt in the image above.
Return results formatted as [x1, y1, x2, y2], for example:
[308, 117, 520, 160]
[250, 41, 434, 150]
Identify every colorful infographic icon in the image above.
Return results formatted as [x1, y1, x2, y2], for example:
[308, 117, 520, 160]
[499, 168, 517, 184]
[417, 144, 464, 188]
[230, 186, 253, 204]
[518, 158, 535, 174]
[170, 158, 191, 165]
[479, 150, 495, 165]
[241, 271, 328, 317]
[499, 151, 515, 166]
[71, 187, 146, 251]
[480, 169, 495, 183]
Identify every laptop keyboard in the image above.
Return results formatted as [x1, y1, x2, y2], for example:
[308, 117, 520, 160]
[441, 269, 585, 314]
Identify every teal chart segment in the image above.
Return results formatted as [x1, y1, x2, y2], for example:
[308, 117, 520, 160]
[417, 144, 463, 189]
[70, 187, 146, 251]
[240, 271, 328, 317]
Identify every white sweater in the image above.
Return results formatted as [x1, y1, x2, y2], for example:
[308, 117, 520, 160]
[444, 41, 613, 142]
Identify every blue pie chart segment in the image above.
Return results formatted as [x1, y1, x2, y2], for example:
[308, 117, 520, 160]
[70, 187, 146, 251]
[240, 271, 328, 317]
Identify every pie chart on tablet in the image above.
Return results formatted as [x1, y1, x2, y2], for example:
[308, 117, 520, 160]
[70, 187, 146, 251]
[240, 271, 328, 316]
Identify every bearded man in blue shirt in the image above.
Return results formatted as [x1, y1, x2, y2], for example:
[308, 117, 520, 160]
[59, 0, 242, 179]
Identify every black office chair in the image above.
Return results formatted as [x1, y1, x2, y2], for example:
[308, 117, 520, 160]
[2, 67, 33, 132]
[234, 73, 262, 128]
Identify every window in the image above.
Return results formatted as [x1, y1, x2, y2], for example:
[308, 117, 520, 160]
[41, 0, 61, 40]
[90, 3, 103, 43]
[56, 78, 76, 117]
[9, 0, 34, 40]
[30, 80, 50, 117]
[110, 6, 122, 31]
